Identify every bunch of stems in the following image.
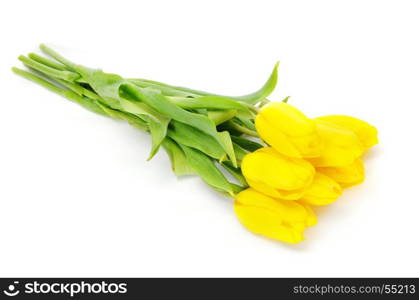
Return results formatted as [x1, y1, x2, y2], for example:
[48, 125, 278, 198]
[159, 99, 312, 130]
[13, 45, 280, 197]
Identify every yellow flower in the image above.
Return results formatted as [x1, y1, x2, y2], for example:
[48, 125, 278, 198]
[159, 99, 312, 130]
[300, 173, 342, 206]
[255, 102, 321, 158]
[241, 147, 315, 200]
[307, 119, 364, 167]
[317, 159, 365, 188]
[234, 188, 317, 243]
[316, 115, 378, 150]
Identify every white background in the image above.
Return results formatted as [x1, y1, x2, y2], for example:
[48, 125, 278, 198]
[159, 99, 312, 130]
[0, 0, 418, 277]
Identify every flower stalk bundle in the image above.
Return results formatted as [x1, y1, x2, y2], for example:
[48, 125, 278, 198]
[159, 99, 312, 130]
[13, 45, 378, 244]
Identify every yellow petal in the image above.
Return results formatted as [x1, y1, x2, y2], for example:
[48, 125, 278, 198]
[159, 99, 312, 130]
[308, 119, 364, 167]
[256, 115, 301, 157]
[316, 115, 378, 150]
[299, 203, 318, 227]
[235, 204, 304, 243]
[300, 173, 342, 206]
[236, 188, 308, 221]
[317, 158, 365, 188]
[245, 178, 307, 200]
[234, 188, 314, 244]
[242, 147, 315, 192]
[256, 102, 321, 158]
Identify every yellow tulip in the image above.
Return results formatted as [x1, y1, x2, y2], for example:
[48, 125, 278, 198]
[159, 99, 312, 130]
[316, 115, 378, 150]
[317, 158, 365, 188]
[255, 102, 321, 158]
[241, 147, 315, 200]
[234, 188, 317, 243]
[307, 119, 364, 167]
[300, 173, 342, 206]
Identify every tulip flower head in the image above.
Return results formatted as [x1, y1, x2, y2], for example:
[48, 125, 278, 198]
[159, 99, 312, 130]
[255, 102, 322, 158]
[317, 159, 365, 188]
[308, 119, 364, 167]
[300, 172, 342, 206]
[241, 147, 315, 200]
[234, 188, 317, 243]
[316, 115, 378, 150]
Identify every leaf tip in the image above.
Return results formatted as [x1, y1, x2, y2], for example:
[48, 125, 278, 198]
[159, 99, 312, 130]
[147, 149, 159, 161]
[282, 96, 290, 103]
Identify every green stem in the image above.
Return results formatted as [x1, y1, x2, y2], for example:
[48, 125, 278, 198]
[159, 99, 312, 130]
[12, 67, 105, 116]
[227, 120, 259, 137]
[40, 44, 77, 71]
[132, 78, 211, 97]
[28, 53, 68, 71]
[258, 98, 270, 108]
[13, 67, 149, 131]
[18, 55, 80, 82]
[129, 79, 200, 98]
[55, 78, 100, 100]
[243, 102, 260, 113]
[13, 67, 68, 96]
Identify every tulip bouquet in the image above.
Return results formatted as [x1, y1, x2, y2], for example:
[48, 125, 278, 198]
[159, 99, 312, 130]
[13, 45, 378, 244]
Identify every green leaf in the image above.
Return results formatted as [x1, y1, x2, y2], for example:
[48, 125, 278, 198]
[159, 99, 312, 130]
[168, 95, 250, 111]
[119, 99, 170, 160]
[54, 78, 102, 102]
[130, 79, 199, 97]
[217, 122, 243, 136]
[72, 66, 125, 109]
[234, 115, 256, 131]
[180, 145, 233, 195]
[119, 84, 228, 154]
[234, 62, 279, 104]
[56, 65, 234, 161]
[217, 131, 237, 167]
[145, 117, 169, 159]
[129, 62, 279, 105]
[231, 136, 263, 152]
[207, 110, 237, 125]
[222, 162, 248, 187]
[59, 65, 173, 159]
[129, 78, 211, 97]
[229, 183, 246, 194]
[126, 117, 149, 131]
[232, 143, 248, 162]
[97, 103, 149, 131]
[162, 138, 195, 176]
[167, 121, 225, 160]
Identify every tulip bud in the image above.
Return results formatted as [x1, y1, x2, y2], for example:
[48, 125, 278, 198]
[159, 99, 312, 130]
[317, 159, 365, 188]
[241, 147, 315, 200]
[255, 102, 321, 158]
[300, 173, 342, 206]
[308, 119, 364, 167]
[316, 115, 378, 150]
[234, 188, 317, 243]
